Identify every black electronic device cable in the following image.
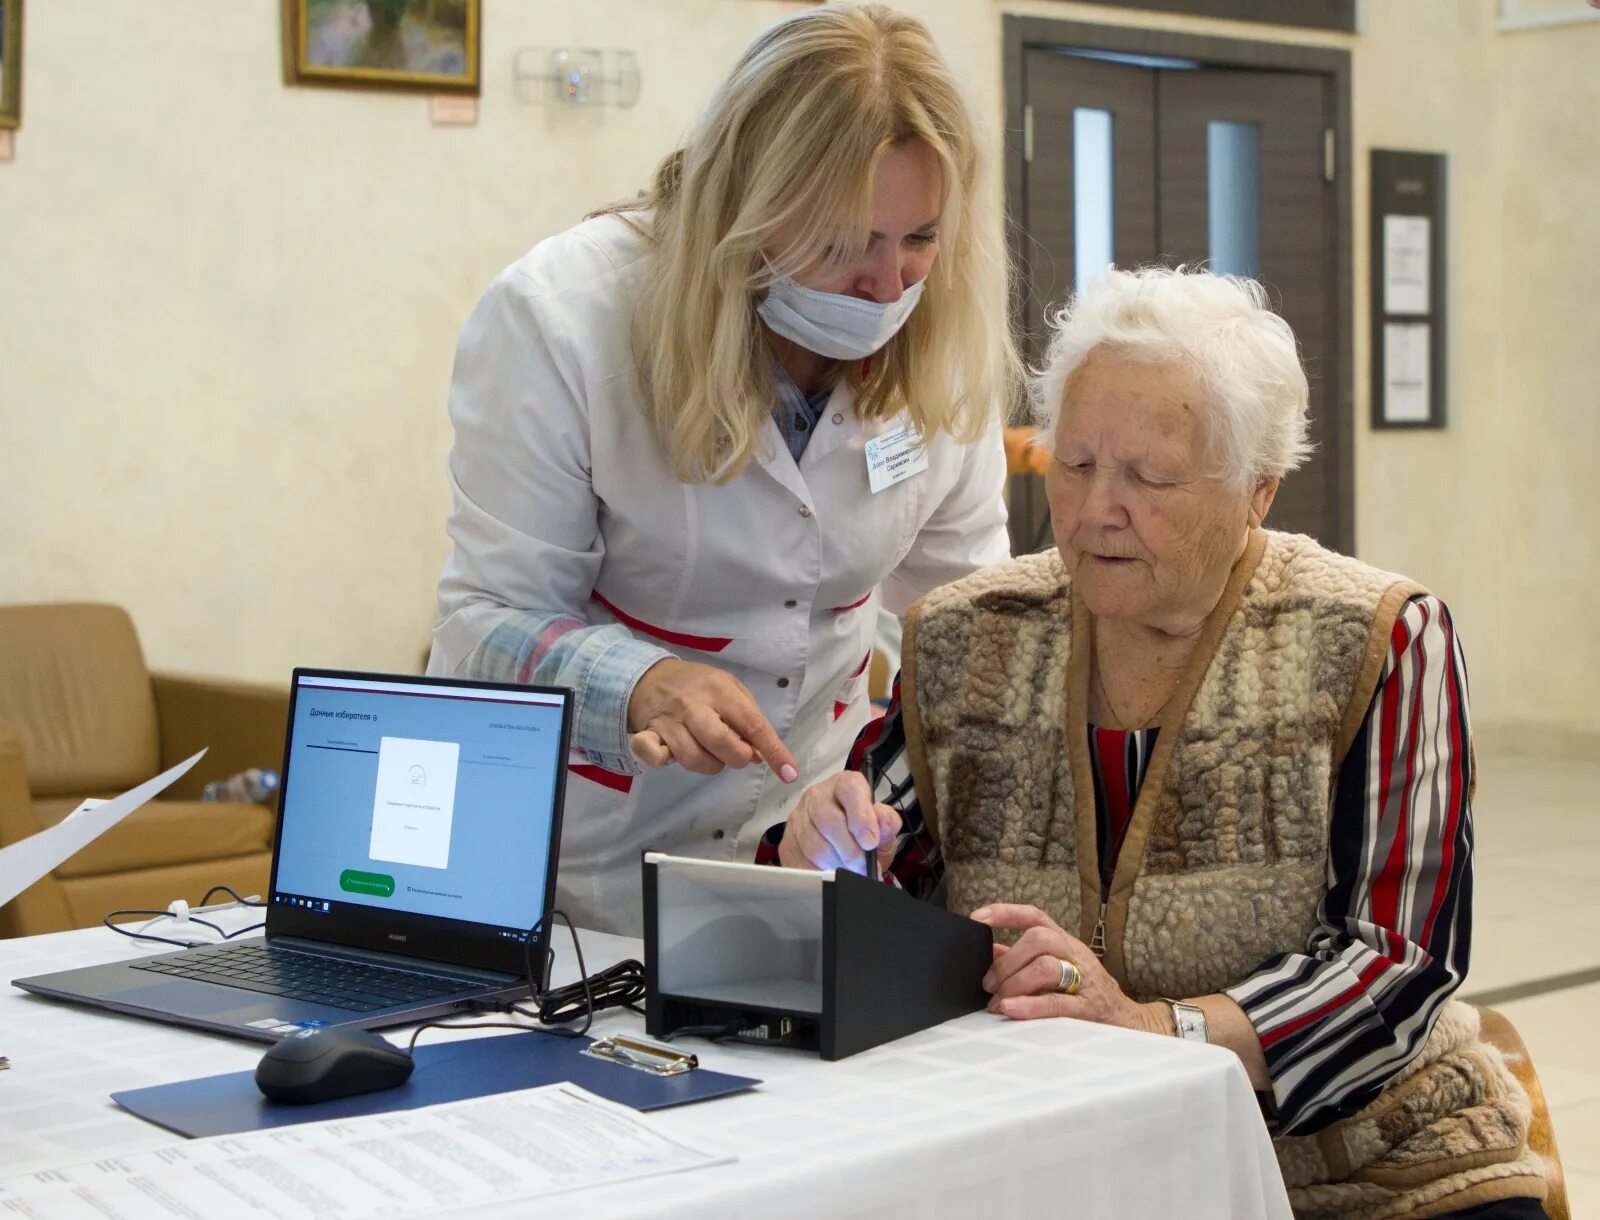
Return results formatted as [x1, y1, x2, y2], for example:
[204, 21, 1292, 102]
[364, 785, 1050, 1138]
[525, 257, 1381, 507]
[658, 1021, 802, 1049]
[531, 957, 646, 1024]
[403, 910, 644, 1055]
[102, 885, 268, 949]
[652, 1011, 806, 1050]
[659, 1023, 741, 1042]
[197, 885, 267, 908]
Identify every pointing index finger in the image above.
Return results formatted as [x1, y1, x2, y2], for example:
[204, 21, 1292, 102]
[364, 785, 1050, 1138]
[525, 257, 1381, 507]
[722, 696, 799, 783]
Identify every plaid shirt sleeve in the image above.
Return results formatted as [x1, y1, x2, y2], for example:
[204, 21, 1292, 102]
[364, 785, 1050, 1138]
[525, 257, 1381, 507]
[458, 612, 671, 774]
[756, 672, 944, 898]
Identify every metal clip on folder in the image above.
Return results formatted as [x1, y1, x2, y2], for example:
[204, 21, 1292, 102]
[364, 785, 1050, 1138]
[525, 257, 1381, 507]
[584, 1034, 699, 1077]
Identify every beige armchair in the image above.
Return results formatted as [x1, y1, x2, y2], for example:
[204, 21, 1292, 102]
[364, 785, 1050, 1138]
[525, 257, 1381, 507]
[1479, 1006, 1569, 1219]
[0, 603, 289, 938]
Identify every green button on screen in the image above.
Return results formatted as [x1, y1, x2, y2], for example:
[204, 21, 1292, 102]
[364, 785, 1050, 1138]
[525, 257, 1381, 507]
[340, 869, 395, 897]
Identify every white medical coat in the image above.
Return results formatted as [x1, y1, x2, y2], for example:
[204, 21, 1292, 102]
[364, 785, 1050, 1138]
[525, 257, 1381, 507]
[431, 216, 1009, 935]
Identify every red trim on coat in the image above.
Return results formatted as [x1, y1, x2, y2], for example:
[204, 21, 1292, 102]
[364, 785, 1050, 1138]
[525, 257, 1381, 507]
[569, 763, 635, 794]
[833, 701, 850, 721]
[591, 591, 733, 653]
[827, 592, 873, 613]
[850, 651, 872, 679]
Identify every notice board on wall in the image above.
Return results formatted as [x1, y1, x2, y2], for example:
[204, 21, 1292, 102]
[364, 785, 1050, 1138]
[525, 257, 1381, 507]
[1370, 150, 1447, 429]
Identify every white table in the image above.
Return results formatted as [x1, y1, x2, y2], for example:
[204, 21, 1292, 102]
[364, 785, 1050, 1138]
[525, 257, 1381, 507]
[0, 917, 1292, 1219]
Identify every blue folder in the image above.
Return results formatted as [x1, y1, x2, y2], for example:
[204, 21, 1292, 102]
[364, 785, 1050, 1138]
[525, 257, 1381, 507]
[112, 1031, 760, 1139]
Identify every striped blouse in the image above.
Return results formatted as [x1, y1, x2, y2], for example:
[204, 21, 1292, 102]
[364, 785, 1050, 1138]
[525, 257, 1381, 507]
[757, 594, 1474, 1136]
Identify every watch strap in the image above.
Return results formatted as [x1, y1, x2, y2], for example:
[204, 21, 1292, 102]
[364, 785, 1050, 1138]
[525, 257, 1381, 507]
[1163, 998, 1208, 1043]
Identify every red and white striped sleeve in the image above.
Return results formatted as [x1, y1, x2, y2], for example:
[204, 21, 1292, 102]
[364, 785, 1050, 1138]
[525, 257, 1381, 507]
[1225, 594, 1474, 1135]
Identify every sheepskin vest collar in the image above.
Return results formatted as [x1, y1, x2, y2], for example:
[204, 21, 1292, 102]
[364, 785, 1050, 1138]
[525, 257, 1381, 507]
[902, 530, 1551, 1217]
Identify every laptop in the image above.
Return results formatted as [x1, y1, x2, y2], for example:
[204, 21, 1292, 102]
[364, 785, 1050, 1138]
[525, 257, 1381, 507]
[13, 669, 572, 1042]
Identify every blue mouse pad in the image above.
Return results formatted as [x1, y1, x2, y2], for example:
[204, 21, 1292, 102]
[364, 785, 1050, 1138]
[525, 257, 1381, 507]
[112, 1032, 760, 1139]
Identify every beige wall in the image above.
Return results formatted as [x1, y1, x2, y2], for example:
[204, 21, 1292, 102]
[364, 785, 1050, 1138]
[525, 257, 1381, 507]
[1493, 18, 1600, 742]
[2, 0, 1595, 738]
[0, 0, 781, 680]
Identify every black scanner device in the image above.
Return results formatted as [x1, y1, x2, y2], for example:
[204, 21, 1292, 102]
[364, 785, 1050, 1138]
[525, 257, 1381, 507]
[255, 1026, 415, 1104]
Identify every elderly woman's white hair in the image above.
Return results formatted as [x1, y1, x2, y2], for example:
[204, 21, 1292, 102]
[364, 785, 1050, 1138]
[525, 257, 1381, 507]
[1032, 265, 1313, 490]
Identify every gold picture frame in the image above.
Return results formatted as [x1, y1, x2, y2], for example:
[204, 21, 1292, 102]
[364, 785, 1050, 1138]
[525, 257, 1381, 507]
[0, 0, 23, 130]
[283, 0, 480, 95]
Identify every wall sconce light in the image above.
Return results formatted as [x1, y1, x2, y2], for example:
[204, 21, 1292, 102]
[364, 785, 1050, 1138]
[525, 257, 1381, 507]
[513, 48, 641, 108]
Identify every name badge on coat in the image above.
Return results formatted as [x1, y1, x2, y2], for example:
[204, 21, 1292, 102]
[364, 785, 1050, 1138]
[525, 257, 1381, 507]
[864, 424, 930, 494]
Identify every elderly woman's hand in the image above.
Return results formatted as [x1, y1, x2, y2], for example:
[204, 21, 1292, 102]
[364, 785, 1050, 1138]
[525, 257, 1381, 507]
[972, 904, 1169, 1034]
[777, 771, 901, 875]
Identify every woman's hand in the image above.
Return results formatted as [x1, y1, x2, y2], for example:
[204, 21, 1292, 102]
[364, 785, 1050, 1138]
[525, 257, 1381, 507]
[972, 904, 1168, 1034]
[627, 658, 800, 782]
[777, 771, 901, 875]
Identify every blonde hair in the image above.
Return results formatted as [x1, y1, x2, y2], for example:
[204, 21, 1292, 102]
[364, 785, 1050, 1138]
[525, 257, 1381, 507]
[1032, 265, 1312, 490]
[599, 4, 1018, 483]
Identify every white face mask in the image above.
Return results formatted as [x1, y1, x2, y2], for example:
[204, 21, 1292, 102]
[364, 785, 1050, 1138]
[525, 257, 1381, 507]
[757, 274, 926, 361]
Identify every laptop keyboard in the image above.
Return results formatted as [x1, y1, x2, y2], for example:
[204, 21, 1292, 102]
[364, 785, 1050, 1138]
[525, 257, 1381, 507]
[131, 944, 476, 1013]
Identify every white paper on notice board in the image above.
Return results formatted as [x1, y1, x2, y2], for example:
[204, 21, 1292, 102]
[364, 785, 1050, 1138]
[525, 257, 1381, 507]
[1383, 215, 1430, 315]
[1383, 322, 1431, 423]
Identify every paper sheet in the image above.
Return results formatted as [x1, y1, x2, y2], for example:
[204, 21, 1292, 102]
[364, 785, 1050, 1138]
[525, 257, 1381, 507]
[0, 1084, 733, 1219]
[1383, 322, 1432, 423]
[1383, 214, 1431, 316]
[0, 750, 204, 908]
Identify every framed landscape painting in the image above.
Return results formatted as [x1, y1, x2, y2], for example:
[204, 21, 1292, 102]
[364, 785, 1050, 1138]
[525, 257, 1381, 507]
[284, 0, 480, 94]
[0, 0, 23, 130]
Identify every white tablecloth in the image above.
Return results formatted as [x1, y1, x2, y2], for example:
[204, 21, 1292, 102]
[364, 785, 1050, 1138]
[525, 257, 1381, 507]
[0, 917, 1292, 1219]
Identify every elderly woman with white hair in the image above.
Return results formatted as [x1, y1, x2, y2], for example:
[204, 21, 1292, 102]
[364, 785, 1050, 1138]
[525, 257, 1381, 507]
[766, 267, 1553, 1218]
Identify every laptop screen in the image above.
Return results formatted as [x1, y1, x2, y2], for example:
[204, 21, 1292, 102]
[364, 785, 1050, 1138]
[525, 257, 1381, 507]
[269, 672, 569, 961]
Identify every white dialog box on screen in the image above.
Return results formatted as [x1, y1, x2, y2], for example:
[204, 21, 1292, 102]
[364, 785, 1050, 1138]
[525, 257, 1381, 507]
[369, 737, 460, 870]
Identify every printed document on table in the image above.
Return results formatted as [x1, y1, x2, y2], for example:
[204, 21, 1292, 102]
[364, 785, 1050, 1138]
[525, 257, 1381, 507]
[0, 1083, 734, 1219]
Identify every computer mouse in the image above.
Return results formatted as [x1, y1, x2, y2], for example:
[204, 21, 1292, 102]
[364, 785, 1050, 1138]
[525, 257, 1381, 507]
[255, 1026, 415, 1105]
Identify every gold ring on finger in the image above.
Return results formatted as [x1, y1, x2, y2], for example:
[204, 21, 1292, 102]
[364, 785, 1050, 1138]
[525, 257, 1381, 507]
[1055, 957, 1081, 996]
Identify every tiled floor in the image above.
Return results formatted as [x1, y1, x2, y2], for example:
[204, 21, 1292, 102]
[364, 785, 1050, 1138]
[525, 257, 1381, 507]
[1468, 747, 1600, 1212]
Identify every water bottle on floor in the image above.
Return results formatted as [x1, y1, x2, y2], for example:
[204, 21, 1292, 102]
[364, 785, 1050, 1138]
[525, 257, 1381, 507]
[202, 768, 280, 805]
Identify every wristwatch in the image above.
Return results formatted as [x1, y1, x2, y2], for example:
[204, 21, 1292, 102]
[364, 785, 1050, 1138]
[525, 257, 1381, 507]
[1166, 999, 1209, 1043]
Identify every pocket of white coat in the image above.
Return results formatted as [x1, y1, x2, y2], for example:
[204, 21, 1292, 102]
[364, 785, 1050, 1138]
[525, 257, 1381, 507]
[830, 650, 873, 722]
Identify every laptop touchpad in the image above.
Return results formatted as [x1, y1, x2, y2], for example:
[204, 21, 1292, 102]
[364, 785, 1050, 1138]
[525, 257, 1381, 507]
[118, 982, 263, 1017]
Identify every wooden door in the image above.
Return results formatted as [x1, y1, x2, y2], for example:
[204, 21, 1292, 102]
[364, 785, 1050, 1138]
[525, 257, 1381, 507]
[1012, 50, 1344, 551]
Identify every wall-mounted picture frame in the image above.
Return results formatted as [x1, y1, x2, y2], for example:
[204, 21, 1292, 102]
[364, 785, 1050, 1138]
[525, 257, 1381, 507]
[1498, 0, 1600, 32]
[0, 0, 24, 130]
[283, 0, 481, 95]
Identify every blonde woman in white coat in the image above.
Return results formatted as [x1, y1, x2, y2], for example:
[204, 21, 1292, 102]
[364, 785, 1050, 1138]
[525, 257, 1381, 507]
[429, 4, 1019, 935]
